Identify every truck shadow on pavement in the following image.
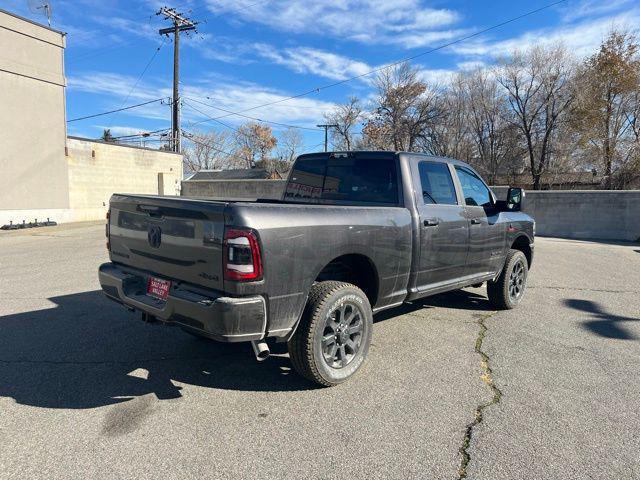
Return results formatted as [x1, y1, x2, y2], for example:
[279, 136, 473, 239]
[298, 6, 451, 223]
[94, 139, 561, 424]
[374, 289, 493, 322]
[0, 290, 318, 409]
[0, 288, 491, 409]
[563, 299, 639, 340]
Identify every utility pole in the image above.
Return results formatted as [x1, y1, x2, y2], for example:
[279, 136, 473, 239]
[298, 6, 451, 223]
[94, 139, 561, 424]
[316, 124, 338, 152]
[157, 7, 197, 154]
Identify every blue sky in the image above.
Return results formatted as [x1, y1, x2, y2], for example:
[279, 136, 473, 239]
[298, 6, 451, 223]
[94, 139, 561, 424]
[6, 0, 640, 151]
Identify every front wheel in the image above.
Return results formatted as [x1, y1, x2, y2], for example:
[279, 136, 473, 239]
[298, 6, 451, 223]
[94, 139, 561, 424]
[487, 249, 529, 310]
[288, 281, 373, 386]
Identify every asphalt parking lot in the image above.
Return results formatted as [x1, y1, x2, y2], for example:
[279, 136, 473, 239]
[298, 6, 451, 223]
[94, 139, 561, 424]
[1, 222, 638, 480]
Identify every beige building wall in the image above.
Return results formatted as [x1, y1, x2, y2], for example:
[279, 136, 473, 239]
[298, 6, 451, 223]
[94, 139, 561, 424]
[0, 9, 68, 212]
[0, 9, 183, 227]
[65, 137, 183, 222]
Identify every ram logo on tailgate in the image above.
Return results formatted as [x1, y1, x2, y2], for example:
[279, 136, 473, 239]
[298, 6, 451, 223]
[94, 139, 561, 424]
[147, 226, 162, 248]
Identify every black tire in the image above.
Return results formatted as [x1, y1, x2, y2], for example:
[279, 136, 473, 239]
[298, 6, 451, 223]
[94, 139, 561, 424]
[288, 281, 373, 386]
[487, 249, 528, 310]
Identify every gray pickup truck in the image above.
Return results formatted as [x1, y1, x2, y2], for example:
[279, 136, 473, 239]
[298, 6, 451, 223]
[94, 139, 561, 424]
[99, 151, 534, 386]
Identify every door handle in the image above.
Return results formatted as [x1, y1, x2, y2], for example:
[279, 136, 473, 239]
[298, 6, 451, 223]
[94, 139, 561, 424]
[423, 219, 439, 227]
[470, 218, 481, 225]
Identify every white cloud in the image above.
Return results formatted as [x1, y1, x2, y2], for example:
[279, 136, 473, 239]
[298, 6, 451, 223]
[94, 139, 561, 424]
[416, 68, 455, 85]
[450, 8, 640, 60]
[188, 34, 257, 64]
[68, 72, 171, 123]
[354, 28, 471, 49]
[96, 125, 153, 137]
[181, 82, 336, 129]
[67, 71, 335, 129]
[90, 15, 158, 41]
[253, 44, 373, 81]
[559, 0, 635, 22]
[457, 60, 486, 71]
[204, 0, 462, 47]
[67, 73, 162, 101]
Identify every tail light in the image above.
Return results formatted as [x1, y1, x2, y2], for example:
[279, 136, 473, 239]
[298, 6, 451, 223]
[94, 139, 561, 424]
[105, 210, 111, 251]
[224, 228, 263, 281]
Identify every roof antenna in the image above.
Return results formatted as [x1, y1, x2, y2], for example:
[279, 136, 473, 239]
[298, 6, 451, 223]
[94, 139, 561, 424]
[27, 0, 53, 27]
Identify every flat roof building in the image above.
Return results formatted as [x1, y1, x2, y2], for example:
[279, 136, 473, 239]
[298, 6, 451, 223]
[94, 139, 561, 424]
[0, 9, 182, 226]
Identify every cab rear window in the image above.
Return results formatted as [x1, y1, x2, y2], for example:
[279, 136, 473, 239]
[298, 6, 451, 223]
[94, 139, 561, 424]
[284, 156, 399, 206]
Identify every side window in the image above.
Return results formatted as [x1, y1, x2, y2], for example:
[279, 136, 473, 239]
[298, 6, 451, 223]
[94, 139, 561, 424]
[455, 166, 493, 207]
[418, 161, 457, 205]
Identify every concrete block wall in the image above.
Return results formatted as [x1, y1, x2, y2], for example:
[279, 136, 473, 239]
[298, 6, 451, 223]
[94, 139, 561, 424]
[65, 137, 183, 221]
[492, 187, 640, 242]
[181, 179, 286, 200]
[1, 138, 183, 226]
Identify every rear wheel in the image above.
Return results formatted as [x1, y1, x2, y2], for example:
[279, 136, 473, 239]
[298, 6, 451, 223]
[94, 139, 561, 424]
[288, 281, 373, 386]
[487, 249, 528, 310]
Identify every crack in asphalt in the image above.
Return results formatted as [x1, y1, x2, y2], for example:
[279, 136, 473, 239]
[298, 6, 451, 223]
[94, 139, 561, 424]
[457, 311, 501, 480]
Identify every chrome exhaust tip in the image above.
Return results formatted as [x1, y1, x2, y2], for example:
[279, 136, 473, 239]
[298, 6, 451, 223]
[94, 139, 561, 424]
[251, 340, 270, 362]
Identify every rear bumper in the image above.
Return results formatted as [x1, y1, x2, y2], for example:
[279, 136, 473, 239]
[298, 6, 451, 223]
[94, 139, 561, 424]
[99, 262, 267, 342]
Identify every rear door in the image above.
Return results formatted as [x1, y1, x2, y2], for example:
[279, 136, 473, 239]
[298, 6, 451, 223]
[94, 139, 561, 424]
[453, 165, 505, 277]
[412, 160, 469, 291]
[108, 195, 227, 291]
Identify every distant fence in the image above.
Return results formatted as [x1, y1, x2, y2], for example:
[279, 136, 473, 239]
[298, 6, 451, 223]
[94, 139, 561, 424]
[181, 179, 640, 242]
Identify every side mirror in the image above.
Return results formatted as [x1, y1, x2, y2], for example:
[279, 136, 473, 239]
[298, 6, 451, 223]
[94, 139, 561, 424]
[506, 187, 524, 211]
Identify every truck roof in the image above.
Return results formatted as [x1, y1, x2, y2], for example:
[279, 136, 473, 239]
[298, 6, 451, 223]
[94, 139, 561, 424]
[296, 150, 472, 168]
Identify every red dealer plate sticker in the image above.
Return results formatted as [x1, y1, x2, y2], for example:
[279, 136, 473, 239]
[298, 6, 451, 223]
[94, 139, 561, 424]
[147, 277, 170, 301]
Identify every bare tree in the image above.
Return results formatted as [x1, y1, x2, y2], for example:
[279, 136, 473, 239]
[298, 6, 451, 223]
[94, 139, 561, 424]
[498, 45, 576, 189]
[464, 69, 523, 184]
[276, 127, 304, 164]
[101, 129, 115, 142]
[419, 73, 473, 160]
[235, 122, 277, 168]
[572, 30, 640, 188]
[324, 97, 363, 150]
[365, 62, 443, 151]
[182, 130, 237, 173]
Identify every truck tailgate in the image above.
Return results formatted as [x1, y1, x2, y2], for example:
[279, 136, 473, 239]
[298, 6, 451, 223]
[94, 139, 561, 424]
[108, 194, 227, 291]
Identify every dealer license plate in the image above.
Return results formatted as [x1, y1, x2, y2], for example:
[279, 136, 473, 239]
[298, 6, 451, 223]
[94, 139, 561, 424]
[147, 276, 170, 300]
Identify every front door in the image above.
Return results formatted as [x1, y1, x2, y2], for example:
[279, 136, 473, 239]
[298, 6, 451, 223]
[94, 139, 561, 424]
[413, 161, 469, 292]
[453, 165, 506, 277]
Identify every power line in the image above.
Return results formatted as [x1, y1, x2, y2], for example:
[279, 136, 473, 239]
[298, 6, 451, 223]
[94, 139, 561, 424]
[301, 142, 327, 154]
[186, 97, 322, 131]
[106, 39, 167, 131]
[157, 6, 200, 154]
[181, 130, 236, 157]
[317, 124, 338, 152]
[66, 1, 271, 65]
[182, 100, 236, 130]
[67, 97, 168, 123]
[185, 0, 568, 122]
[111, 128, 172, 140]
[66, 11, 159, 64]
[201, 0, 273, 24]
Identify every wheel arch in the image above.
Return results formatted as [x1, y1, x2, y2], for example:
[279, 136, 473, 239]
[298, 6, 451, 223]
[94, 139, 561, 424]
[313, 253, 380, 308]
[511, 234, 533, 267]
[284, 253, 380, 342]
